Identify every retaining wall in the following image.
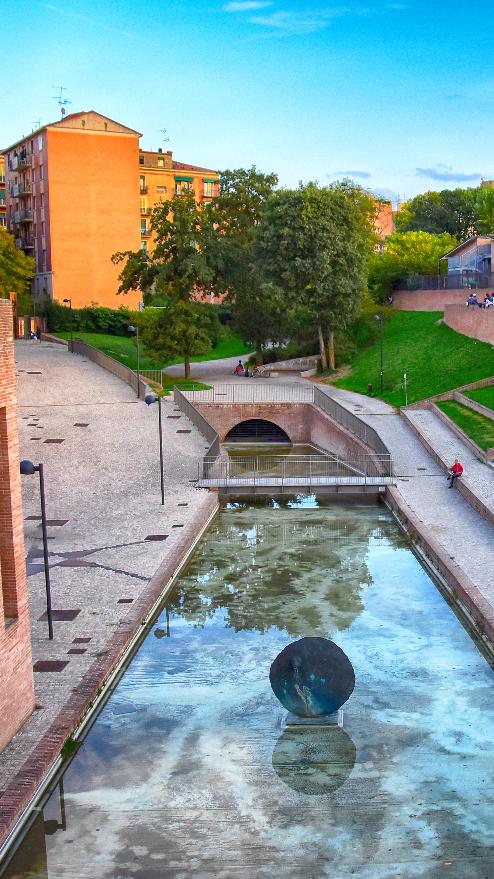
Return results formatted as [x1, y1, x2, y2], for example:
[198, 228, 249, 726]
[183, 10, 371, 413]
[393, 288, 469, 311]
[444, 304, 494, 345]
[70, 339, 149, 400]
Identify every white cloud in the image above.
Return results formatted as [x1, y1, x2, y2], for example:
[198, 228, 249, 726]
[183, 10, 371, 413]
[223, 1, 272, 11]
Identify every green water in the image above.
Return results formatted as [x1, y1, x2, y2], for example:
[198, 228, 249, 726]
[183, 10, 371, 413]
[3, 497, 494, 878]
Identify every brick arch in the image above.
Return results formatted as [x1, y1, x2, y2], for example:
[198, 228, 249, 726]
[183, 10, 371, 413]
[224, 418, 291, 443]
[194, 403, 309, 445]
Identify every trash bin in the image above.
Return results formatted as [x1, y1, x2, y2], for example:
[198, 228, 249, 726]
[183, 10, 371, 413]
[367, 383, 373, 396]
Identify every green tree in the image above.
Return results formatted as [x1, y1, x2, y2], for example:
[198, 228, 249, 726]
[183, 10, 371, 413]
[0, 228, 35, 299]
[476, 187, 494, 234]
[395, 188, 478, 239]
[204, 166, 287, 364]
[257, 181, 374, 369]
[369, 230, 458, 300]
[112, 192, 214, 376]
[137, 299, 215, 371]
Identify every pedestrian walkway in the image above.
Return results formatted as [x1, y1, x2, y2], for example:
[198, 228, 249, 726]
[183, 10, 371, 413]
[317, 385, 494, 623]
[0, 341, 216, 844]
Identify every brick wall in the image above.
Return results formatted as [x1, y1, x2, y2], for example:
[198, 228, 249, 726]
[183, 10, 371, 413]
[444, 304, 494, 345]
[0, 300, 35, 753]
[392, 288, 472, 311]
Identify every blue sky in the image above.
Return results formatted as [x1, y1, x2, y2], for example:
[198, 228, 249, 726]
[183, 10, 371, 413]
[4, 0, 494, 202]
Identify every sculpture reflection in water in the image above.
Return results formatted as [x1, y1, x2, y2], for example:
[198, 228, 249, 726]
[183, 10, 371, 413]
[270, 637, 356, 795]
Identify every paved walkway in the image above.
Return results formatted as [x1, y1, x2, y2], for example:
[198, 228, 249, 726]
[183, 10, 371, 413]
[318, 385, 494, 620]
[0, 342, 215, 819]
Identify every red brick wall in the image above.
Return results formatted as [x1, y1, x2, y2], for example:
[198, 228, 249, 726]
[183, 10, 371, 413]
[393, 289, 471, 311]
[0, 300, 35, 753]
[444, 304, 494, 345]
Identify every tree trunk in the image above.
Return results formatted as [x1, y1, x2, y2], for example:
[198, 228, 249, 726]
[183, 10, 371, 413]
[317, 323, 327, 370]
[327, 326, 335, 370]
[256, 340, 263, 366]
[184, 355, 190, 378]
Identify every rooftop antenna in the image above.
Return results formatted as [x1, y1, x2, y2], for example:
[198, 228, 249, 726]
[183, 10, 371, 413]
[31, 118, 42, 131]
[159, 127, 170, 147]
[52, 86, 71, 117]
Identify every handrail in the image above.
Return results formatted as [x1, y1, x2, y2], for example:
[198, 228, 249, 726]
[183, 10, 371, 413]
[314, 387, 392, 475]
[173, 387, 220, 476]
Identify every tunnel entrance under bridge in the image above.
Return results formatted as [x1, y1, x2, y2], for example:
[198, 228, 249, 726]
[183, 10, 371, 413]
[224, 419, 291, 444]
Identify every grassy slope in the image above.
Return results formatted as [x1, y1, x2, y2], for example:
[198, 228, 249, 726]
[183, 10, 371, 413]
[437, 400, 494, 450]
[56, 327, 251, 370]
[335, 312, 494, 407]
[464, 386, 494, 413]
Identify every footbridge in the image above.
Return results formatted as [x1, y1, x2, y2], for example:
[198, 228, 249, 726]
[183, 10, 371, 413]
[174, 383, 394, 496]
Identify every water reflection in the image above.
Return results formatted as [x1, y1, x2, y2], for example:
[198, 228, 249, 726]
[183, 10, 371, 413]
[272, 725, 357, 795]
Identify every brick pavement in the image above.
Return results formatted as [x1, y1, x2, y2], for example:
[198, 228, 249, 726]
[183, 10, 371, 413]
[0, 341, 218, 846]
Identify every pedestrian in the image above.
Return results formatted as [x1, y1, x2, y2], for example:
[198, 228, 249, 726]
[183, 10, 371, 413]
[35, 327, 41, 341]
[447, 458, 463, 488]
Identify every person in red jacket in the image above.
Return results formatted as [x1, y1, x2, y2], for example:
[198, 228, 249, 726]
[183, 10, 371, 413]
[448, 458, 463, 488]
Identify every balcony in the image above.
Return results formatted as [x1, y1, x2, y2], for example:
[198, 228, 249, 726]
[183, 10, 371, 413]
[10, 184, 20, 197]
[140, 207, 152, 215]
[19, 210, 34, 223]
[18, 182, 32, 198]
[141, 228, 152, 237]
[140, 185, 148, 194]
[18, 153, 32, 171]
[16, 237, 34, 250]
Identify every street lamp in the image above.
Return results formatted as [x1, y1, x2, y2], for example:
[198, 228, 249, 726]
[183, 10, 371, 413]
[128, 324, 140, 398]
[374, 314, 384, 395]
[145, 393, 164, 505]
[62, 298, 73, 351]
[20, 460, 54, 639]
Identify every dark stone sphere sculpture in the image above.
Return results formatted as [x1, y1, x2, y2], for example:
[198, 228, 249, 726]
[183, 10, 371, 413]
[269, 637, 355, 718]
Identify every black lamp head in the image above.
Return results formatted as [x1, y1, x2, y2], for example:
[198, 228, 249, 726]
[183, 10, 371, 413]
[63, 298, 71, 304]
[128, 324, 137, 337]
[20, 459, 37, 475]
[145, 394, 158, 406]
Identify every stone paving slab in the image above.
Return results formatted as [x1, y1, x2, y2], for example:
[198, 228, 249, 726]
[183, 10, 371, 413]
[0, 342, 218, 844]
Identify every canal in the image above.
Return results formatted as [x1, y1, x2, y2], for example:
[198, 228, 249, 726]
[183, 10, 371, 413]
[3, 496, 494, 878]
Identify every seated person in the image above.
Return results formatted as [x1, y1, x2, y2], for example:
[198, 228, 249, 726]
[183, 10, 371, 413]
[484, 292, 494, 308]
[447, 458, 463, 488]
[466, 293, 479, 307]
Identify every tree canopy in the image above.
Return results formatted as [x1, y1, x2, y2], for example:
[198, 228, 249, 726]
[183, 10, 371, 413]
[395, 187, 479, 240]
[0, 228, 35, 299]
[369, 230, 458, 299]
[256, 181, 375, 368]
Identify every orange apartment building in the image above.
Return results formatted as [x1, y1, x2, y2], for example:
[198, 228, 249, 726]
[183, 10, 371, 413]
[0, 299, 35, 752]
[3, 112, 219, 310]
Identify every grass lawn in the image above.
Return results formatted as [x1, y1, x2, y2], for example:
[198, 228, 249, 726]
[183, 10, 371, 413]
[436, 400, 494, 451]
[55, 327, 251, 370]
[334, 312, 494, 407]
[464, 385, 494, 413]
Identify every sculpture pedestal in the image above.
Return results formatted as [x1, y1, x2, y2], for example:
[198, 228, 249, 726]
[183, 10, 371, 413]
[284, 709, 343, 728]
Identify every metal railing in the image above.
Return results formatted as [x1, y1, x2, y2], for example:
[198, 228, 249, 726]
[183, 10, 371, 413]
[314, 387, 392, 474]
[199, 454, 392, 485]
[396, 273, 494, 291]
[173, 387, 220, 469]
[182, 383, 315, 404]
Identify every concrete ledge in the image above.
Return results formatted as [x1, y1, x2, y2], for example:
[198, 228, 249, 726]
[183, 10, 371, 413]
[454, 391, 494, 422]
[431, 403, 493, 463]
[0, 493, 219, 853]
[444, 303, 494, 345]
[40, 333, 68, 346]
[386, 486, 494, 655]
[402, 409, 494, 528]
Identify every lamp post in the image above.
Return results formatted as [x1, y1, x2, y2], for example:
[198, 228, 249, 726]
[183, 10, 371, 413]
[374, 314, 384, 395]
[20, 460, 54, 639]
[128, 324, 140, 398]
[145, 393, 164, 505]
[62, 298, 73, 351]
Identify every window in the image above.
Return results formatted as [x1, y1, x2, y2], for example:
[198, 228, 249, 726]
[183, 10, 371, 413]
[39, 166, 43, 181]
[140, 175, 147, 192]
[141, 240, 147, 251]
[140, 219, 148, 233]
[140, 197, 147, 213]
[38, 135, 43, 151]
[175, 181, 192, 194]
[40, 193, 44, 208]
[203, 181, 215, 197]
[0, 217, 6, 227]
[41, 221, 45, 235]
[157, 185, 167, 194]
[139, 155, 145, 165]
[157, 157, 164, 167]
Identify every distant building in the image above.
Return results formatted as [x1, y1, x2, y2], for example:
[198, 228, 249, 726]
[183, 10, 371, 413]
[443, 236, 494, 281]
[3, 112, 219, 310]
[138, 150, 218, 253]
[480, 179, 494, 189]
[0, 155, 6, 228]
[0, 299, 35, 752]
[373, 200, 393, 251]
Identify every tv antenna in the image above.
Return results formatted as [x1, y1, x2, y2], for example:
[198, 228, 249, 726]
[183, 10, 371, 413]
[52, 86, 71, 117]
[31, 118, 42, 131]
[159, 127, 170, 146]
